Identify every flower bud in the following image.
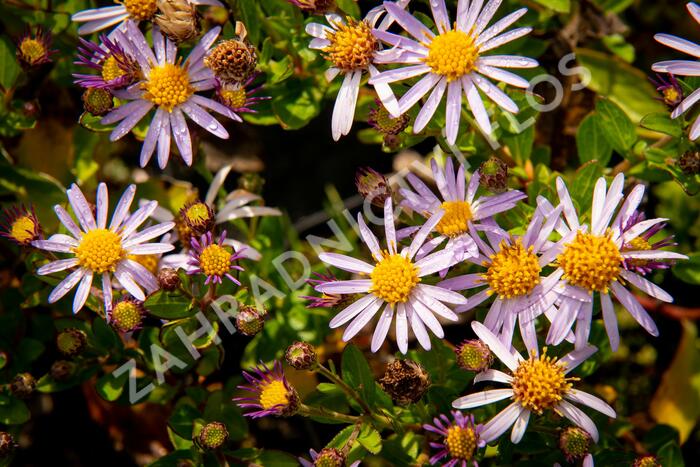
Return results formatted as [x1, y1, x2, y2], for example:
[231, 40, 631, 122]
[237, 173, 265, 194]
[285, 341, 317, 370]
[155, 0, 200, 43]
[455, 339, 493, 372]
[82, 88, 114, 116]
[633, 456, 661, 467]
[559, 427, 591, 462]
[235, 305, 266, 336]
[368, 101, 410, 136]
[204, 22, 257, 84]
[355, 167, 391, 208]
[313, 447, 346, 467]
[1, 205, 41, 246]
[0, 432, 16, 458]
[287, 0, 336, 15]
[10, 373, 35, 399]
[158, 267, 182, 291]
[198, 421, 229, 449]
[16, 27, 55, 68]
[379, 359, 430, 405]
[110, 298, 145, 333]
[678, 150, 700, 175]
[56, 328, 87, 356]
[478, 157, 508, 193]
[382, 133, 401, 151]
[50, 360, 76, 382]
[180, 200, 216, 236]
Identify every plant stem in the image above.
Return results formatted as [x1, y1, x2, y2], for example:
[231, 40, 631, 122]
[316, 364, 372, 415]
[298, 404, 361, 424]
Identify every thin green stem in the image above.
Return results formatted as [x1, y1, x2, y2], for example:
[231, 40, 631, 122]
[316, 364, 372, 415]
[298, 404, 361, 424]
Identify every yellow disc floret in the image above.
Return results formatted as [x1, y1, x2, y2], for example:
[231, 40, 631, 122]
[323, 18, 378, 72]
[101, 55, 126, 82]
[185, 202, 211, 224]
[199, 244, 232, 278]
[220, 87, 248, 109]
[10, 216, 38, 245]
[435, 200, 473, 237]
[259, 380, 289, 410]
[483, 240, 541, 298]
[624, 237, 652, 269]
[121, 0, 158, 21]
[111, 300, 143, 332]
[557, 231, 623, 293]
[370, 253, 420, 304]
[74, 229, 125, 274]
[444, 425, 477, 461]
[19, 38, 47, 65]
[511, 350, 576, 414]
[143, 63, 193, 112]
[425, 30, 480, 82]
[128, 254, 159, 274]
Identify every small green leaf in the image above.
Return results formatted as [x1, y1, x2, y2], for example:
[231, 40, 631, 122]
[595, 98, 637, 154]
[640, 112, 683, 137]
[341, 344, 376, 409]
[532, 0, 570, 13]
[569, 160, 605, 212]
[144, 291, 193, 320]
[0, 37, 20, 91]
[0, 395, 30, 425]
[95, 370, 129, 401]
[672, 252, 700, 285]
[357, 424, 382, 454]
[577, 113, 613, 166]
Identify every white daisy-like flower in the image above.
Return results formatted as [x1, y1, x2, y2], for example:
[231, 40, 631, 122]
[369, 0, 538, 144]
[541, 174, 687, 351]
[453, 322, 616, 445]
[32, 183, 175, 314]
[305, 2, 407, 140]
[399, 157, 526, 264]
[652, 2, 700, 140]
[314, 197, 467, 353]
[71, 0, 223, 36]
[438, 201, 565, 354]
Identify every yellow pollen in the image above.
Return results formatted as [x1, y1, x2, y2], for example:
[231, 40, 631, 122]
[175, 215, 193, 244]
[663, 87, 680, 103]
[370, 253, 420, 305]
[259, 380, 289, 410]
[74, 229, 125, 274]
[143, 63, 193, 112]
[121, 0, 158, 21]
[557, 231, 623, 293]
[483, 240, 541, 298]
[19, 38, 46, 64]
[323, 18, 378, 72]
[624, 237, 652, 269]
[199, 244, 232, 277]
[128, 254, 159, 275]
[185, 202, 211, 224]
[511, 349, 576, 414]
[425, 30, 480, 82]
[10, 216, 37, 244]
[101, 56, 126, 82]
[444, 425, 477, 461]
[111, 301, 142, 332]
[220, 88, 248, 109]
[435, 200, 473, 237]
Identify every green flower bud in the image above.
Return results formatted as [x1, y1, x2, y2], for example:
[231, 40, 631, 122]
[455, 339, 493, 372]
[56, 328, 87, 356]
[284, 341, 317, 370]
[110, 298, 145, 333]
[479, 157, 508, 193]
[82, 88, 114, 116]
[559, 426, 591, 462]
[235, 305, 266, 336]
[198, 421, 229, 450]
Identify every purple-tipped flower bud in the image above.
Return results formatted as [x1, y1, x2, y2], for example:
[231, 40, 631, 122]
[198, 421, 229, 449]
[82, 88, 114, 116]
[285, 341, 317, 370]
[455, 339, 493, 372]
[158, 267, 181, 291]
[559, 427, 592, 462]
[355, 167, 392, 208]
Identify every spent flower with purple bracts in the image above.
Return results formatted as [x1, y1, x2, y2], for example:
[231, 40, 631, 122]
[31, 183, 175, 313]
[100, 23, 241, 169]
[215, 74, 270, 113]
[652, 2, 700, 140]
[187, 231, 245, 285]
[16, 27, 57, 68]
[538, 174, 687, 351]
[1, 204, 42, 246]
[301, 272, 353, 308]
[453, 322, 616, 445]
[399, 157, 526, 266]
[73, 34, 141, 90]
[649, 73, 683, 107]
[314, 197, 467, 353]
[71, 0, 223, 35]
[424, 411, 485, 467]
[234, 361, 299, 418]
[621, 211, 677, 275]
[298, 447, 360, 467]
[370, 0, 538, 144]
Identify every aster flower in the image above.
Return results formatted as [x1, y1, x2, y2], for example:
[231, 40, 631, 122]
[649, 73, 683, 108]
[73, 34, 141, 90]
[621, 211, 677, 275]
[370, 0, 538, 144]
[100, 23, 240, 169]
[215, 74, 270, 113]
[314, 197, 467, 353]
[652, 2, 700, 140]
[234, 361, 299, 418]
[424, 411, 485, 467]
[305, 2, 408, 140]
[32, 183, 175, 313]
[438, 202, 565, 354]
[15, 27, 57, 68]
[71, 0, 223, 36]
[399, 157, 526, 264]
[542, 174, 687, 351]
[453, 322, 616, 445]
[1, 205, 42, 246]
[558, 426, 594, 467]
[187, 231, 245, 285]
[301, 272, 353, 308]
[299, 448, 360, 467]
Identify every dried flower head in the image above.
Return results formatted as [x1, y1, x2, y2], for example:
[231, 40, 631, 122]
[479, 157, 509, 193]
[0, 432, 16, 458]
[633, 456, 661, 467]
[379, 359, 430, 405]
[158, 267, 181, 291]
[679, 150, 700, 175]
[368, 100, 410, 136]
[155, 0, 200, 42]
[1, 205, 41, 246]
[288, 0, 336, 15]
[10, 373, 36, 399]
[50, 360, 76, 382]
[355, 167, 392, 208]
[204, 22, 258, 83]
[235, 305, 266, 336]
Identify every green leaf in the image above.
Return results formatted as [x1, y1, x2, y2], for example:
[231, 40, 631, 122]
[0, 395, 30, 425]
[576, 113, 613, 165]
[341, 344, 376, 409]
[595, 98, 637, 154]
[640, 112, 683, 137]
[672, 252, 700, 285]
[503, 125, 534, 165]
[144, 291, 193, 320]
[92, 317, 121, 353]
[357, 423, 382, 454]
[95, 370, 129, 401]
[271, 78, 323, 130]
[168, 401, 200, 439]
[532, 0, 570, 13]
[568, 160, 605, 212]
[236, 0, 261, 45]
[602, 34, 635, 62]
[336, 0, 361, 16]
[0, 37, 20, 91]
[255, 450, 298, 467]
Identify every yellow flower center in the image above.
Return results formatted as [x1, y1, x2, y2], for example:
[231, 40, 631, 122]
[663, 87, 680, 103]
[128, 254, 159, 275]
[19, 38, 46, 65]
[557, 231, 623, 293]
[10, 215, 37, 244]
[435, 200, 473, 237]
[143, 63, 193, 112]
[111, 301, 142, 332]
[185, 202, 211, 224]
[121, 0, 158, 21]
[259, 380, 289, 410]
[425, 30, 480, 82]
[483, 240, 541, 298]
[101, 56, 126, 82]
[370, 253, 420, 305]
[74, 229, 124, 274]
[511, 350, 576, 414]
[199, 244, 232, 277]
[220, 88, 248, 109]
[624, 237, 652, 268]
[323, 18, 378, 72]
[444, 425, 477, 461]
